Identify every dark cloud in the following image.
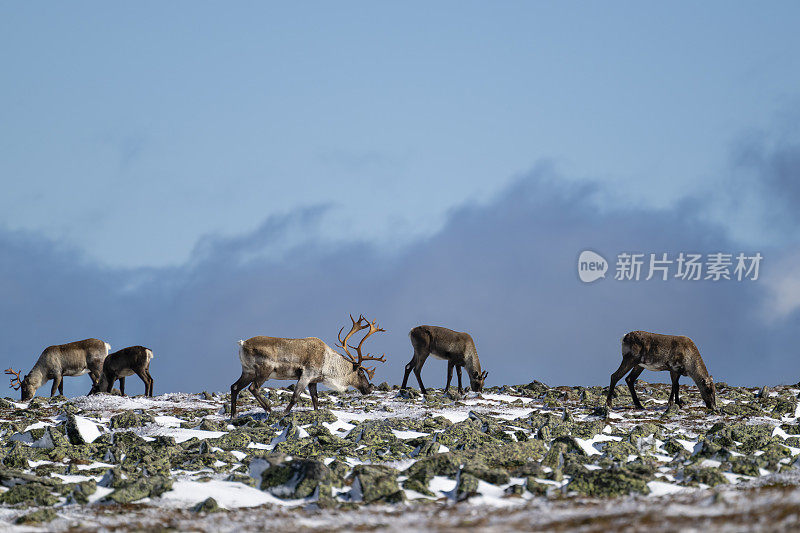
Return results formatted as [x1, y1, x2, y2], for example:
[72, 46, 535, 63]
[1, 166, 797, 398]
[730, 132, 800, 234]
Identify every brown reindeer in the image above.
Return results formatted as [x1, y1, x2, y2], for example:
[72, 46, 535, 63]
[401, 325, 487, 395]
[230, 314, 387, 417]
[606, 330, 716, 410]
[7, 338, 110, 401]
[89, 346, 155, 397]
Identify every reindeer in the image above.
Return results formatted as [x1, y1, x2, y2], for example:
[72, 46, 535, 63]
[606, 330, 716, 411]
[89, 346, 155, 397]
[6, 338, 110, 401]
[230, 314, 387, 418]
[401, 325, 487, 395]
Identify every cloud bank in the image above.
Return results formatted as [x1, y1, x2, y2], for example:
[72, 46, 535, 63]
[2, 157, 799, 397]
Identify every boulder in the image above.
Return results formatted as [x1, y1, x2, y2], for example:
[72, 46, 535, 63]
[104, 475, 173, 504]
[405, 453, 459, 484]
[568, 465, 652, 497]
[15, 508, 57, 525]
[110, 411, 154, 429]
[350, 464, 404, 503]
[260, 459, 340, 499]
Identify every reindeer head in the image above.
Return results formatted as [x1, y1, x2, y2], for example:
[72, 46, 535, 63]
[89, 373, 111, 395]
[698, 374, 717, 410]
[6, 368, 35, 401]
[470, 369, 488, 392]
[336, 314, 387, 394]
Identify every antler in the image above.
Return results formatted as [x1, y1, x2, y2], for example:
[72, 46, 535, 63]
[335, 314, 369, 364]
[480, 370, 488, 381]
[5, 368, 22, 390]
[348, 317, 387, 379]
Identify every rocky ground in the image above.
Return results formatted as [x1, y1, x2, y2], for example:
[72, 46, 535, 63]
[1, 381, 799, 531]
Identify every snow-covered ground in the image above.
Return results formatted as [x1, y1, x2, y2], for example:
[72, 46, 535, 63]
[1, 381, 799, 531]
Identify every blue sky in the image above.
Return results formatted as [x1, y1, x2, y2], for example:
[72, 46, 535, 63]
[3, 2, 799, 267]
[1, 3, 800, 395]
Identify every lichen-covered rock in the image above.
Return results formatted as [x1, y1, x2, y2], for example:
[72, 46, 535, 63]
[460, 462, 510, 485]
[209, 429, 252, 451]
[629, 423, 663, 441]
[721, 403, 765, 417]
[526, 477, 549, 495]
[15, 508, 57, 524]
[351, 464, 404, 503]
[282, 409, 337, 425]
[504, 483, 525, 496]
[402, 477, 434, 496]
[104, 475, 173, 503]
[36, 426, 70, 449]
[111, 431, 150, 451]
[193, 497, 220, 513]
[756, 443, 792, 470]
[437, 419, 503, 450]
[345, 420, 412, 459]
[602, 440, 639, 462]
[226, 472, 256, 487]
[772, 399, 797, 417]
[110, 411, 155, 429]
[521, 380, 550, 396]
[407, 435, 441, 457]
[729, 457, 761, 477]
[571, 420, 605, 439]
[455, 472, 479, 501]
[542, 441, 566, 470]
[568, 465, 651, 497]
[199, 418, 229, 432]
[327, 459, 349, 480]
[64, 414, 102, 444]
[683, 466, 728, 487]
[405, 453, 459, 484]
[68, 479, 97, 504]
[260, 459, 341, 499]
[0, 482, 59, 506]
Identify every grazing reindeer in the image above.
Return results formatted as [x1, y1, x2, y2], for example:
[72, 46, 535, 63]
[230, 314, 387, 418]
[606, 331, 716, 410]
[6, 338, 110, 401]
[89, 346, 155, 397]
[401, 325, 487, 395]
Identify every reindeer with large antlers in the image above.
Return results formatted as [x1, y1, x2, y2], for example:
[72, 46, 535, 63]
[230, 314, 387, 417]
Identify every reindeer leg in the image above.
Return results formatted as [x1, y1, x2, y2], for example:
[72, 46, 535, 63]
[413, 364, 428, 395]
[308, 383, 319, 410]
[119, 377, 126, 396]
[401, 358, 415, 390]
[607, 357, 637, 407]
[670, 371, 683, 407]
[145, 370, 154, 397]
[58, 379, 64, 396]
[134, 369, 153, 397]
[286, 372, 312, 413]
[50, 375, 62, 397]
[625, 366, 645, 409]
[456, 366, 463, 393]
[445, 362, 454, 392]
[230, 373, 252, 419]
[248, 379, 271, 414]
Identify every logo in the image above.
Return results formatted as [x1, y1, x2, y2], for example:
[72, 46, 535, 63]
[578, 250, 608, 283]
